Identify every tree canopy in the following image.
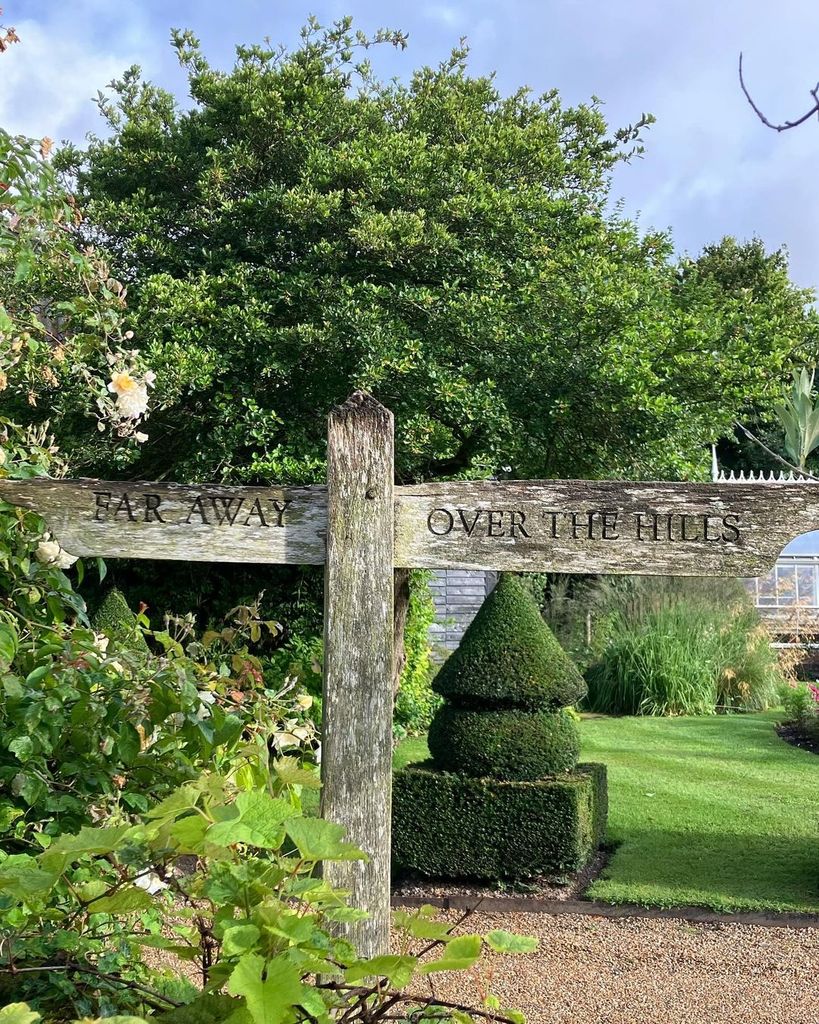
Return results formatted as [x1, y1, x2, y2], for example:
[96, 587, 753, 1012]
[53, 18, 818, 486]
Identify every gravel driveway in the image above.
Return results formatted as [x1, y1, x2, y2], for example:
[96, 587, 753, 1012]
[421, 911, 819, 1024]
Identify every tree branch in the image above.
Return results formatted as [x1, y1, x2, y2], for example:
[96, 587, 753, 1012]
[733, 420, 819, 481]
[739, 52, 819, 132]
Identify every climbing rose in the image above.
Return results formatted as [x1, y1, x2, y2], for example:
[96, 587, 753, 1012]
[35, 534, 77, 569]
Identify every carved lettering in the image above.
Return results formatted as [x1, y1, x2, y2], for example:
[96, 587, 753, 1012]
[722, 514, 741, 542]
[270, 500, 292, 527]
[457, 509, 482, 537]
[601, 511, 619, 540]
[144, 494, 164, 523]
[185, 496, 210, 525]
[680, 515, 700, 542]
[113, 492, 138, 522]
[94, 491, 111, 522]
[487, 510, 505, 537]
[210, 496, 245, 525]
[428, 508, 454, 536]
[509, 510, 530, 538]
[702, 514, 721, 542]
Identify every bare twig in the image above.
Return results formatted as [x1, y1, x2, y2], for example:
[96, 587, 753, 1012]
[739, 52, 819, 132]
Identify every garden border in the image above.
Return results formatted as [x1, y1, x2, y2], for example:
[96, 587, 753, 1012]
[391, 895, 819, 930]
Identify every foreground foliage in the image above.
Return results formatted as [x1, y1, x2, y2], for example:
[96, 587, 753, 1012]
[0, 772, 535, 1022]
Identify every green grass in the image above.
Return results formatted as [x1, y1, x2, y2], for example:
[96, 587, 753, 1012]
[393, 711, 819, 913]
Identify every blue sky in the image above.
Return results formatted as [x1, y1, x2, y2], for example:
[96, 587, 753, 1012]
[3, 0, 819, 288]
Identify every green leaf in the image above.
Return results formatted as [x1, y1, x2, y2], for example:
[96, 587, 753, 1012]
[0, 804, 23, 830]
[0, 623, 18, 671]
[207, 791, 294, 849]
[226, 953, 307, 1024]
[48, 824, 136, 859]
[8, 737, 34, 763]
[24, 665, 50, 686]
[273, 757, 321, 789]
[221, 924, 261, 957]
[0, 1005, 42, 1024]
[0, 855, 58, 901]
[87, 884, 156, 914]
[169, 813, 208, 852]
[284, 817, 367, 862]
[95, 1018, 151, 1024]
[155, 994, 245, 1024]
[345, 954, 417, 988]
[419, 934, 482, 974]
[484, 930, 539, 954]
[394, 906, 454, 941]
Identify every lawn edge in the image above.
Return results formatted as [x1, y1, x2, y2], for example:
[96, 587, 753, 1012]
[391, 894, 819, 930]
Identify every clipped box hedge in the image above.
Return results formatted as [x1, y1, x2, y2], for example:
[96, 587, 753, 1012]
[392, 761, 607, 880]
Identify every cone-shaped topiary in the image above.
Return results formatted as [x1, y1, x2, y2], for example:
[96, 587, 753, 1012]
[393, 573, 607, 880]
[92, 588, 149, 652]
[433, 574, 587, 710]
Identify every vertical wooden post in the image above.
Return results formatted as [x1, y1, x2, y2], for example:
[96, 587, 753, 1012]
[321, 391, 394, 957]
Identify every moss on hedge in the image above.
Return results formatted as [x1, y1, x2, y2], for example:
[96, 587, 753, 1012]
[392, 762, 608, 879]
[427, 705, 580, 780]
[433, 574, 586, 710]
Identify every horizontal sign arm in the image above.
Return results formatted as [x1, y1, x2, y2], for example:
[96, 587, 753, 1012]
[0, 477, 327, 565]
[2, 476, 818, 577]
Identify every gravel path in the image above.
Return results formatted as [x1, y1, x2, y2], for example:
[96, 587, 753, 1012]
[421, 911, 819, 1024]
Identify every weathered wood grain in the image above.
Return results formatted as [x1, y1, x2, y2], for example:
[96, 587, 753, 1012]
[4, 476, 819, 576]
[320, 393, 394, 958]
[393, 479, 819, 575]
[0, 477, 326, 564]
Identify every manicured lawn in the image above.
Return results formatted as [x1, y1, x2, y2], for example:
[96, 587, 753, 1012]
[394, 711, 819, 913]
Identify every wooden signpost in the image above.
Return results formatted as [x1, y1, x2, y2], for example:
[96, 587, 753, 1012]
[2, 390, 819, 956]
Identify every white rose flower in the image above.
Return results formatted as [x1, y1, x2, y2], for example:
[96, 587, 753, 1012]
[35, 535, 78, 569]
[116, 382, 149, 420]
[35, 538, 61, 564]
[93, 633, 110, 654]
[134, 871, 167, 894]
[108, 371, 151, 419]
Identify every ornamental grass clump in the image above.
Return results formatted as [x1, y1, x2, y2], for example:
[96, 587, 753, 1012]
[393, 574, 607, 880]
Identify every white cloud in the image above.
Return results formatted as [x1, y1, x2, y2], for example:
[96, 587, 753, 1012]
[423, 5, 462, 29]
[0, 12, 152, 143]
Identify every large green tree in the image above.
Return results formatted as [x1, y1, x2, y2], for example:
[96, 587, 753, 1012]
[54, 18, 816, 490]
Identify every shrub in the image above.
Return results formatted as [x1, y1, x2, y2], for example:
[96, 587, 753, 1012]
[778, 679, 819, 727]
[394, 574, 606, 879]
[394, 571, 440, 733]
[433, 575, 587, 710]
[0, 771, 533, 1021]
[585, 600, 781, 716]
[91, 587, 149, 651]
[393, 762, 607, 879]
[427, 705, 580, 780]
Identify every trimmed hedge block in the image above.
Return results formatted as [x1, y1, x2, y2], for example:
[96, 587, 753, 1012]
[392, 762, 607, 880]
[433, 575, 587, 710]
[427, 706, 580, 781]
